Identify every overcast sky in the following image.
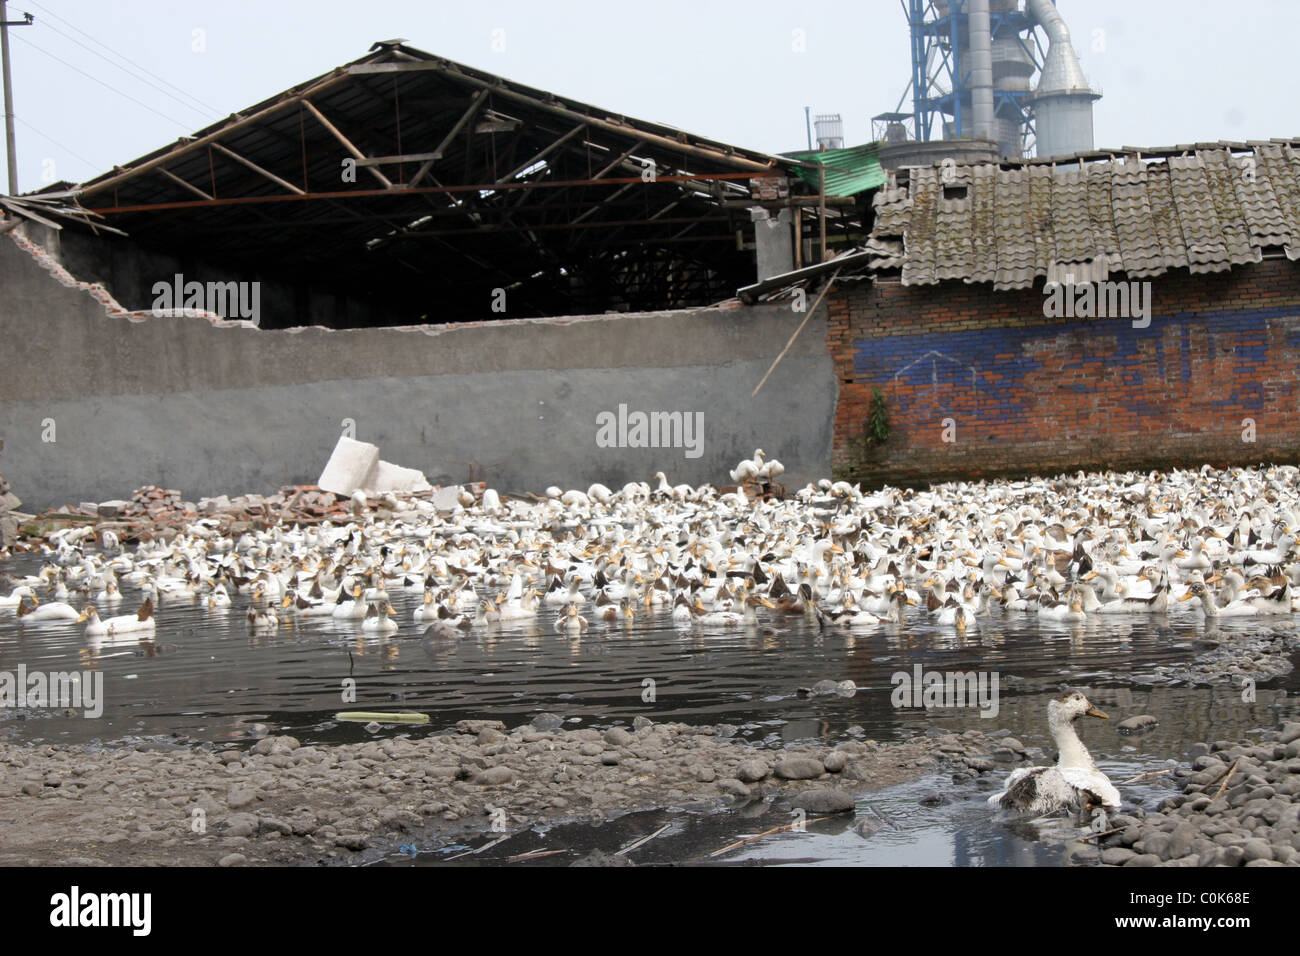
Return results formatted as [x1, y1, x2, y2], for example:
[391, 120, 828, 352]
[3, 0, 1296, 193]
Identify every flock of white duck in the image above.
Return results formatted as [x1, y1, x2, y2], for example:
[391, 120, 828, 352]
[4, 457, 1300, 819]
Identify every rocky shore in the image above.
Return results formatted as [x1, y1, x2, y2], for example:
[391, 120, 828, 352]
[1078, 721, 1300, 867]
[0, 719, 1008, 867]
[1133, 627, 1300, 687]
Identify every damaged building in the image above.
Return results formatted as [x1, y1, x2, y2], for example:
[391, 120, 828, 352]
[0, 42, 860, 509]
[4, 39, 1300, 510]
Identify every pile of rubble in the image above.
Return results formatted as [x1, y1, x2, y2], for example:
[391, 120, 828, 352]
[26, 481, 484, 545]
[730, 477, 787, 502]
[0, 441, 18, 550]
[9, 436, 481, 546]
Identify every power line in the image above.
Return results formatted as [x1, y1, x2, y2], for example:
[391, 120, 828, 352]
[13, 33, 195, 130]
[24, 0, 221, 118]
[13, 113, 97, 168]
[26, 10, 219, 120]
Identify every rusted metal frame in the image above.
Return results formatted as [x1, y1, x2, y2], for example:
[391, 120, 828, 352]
[78, 67, 357, 199]
[347, 61, 779, 173]
[87, 171, 765, 213]
[302, 98, 395, 189]
[229, 116, 403, 240]
[587, 191, 687, 252]
[157, 166, 212, 200]
[407, 89, 487, 188]
[355, 152, 442, 167]
[153, 164, 292, 231]
[593, 139, 648, 180]
[382, 214, 722, 238]
[495, 123, 586, 186]
[210, 142, 305, 196]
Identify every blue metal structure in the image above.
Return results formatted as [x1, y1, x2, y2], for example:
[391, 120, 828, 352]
[893, 0, 1043, 156]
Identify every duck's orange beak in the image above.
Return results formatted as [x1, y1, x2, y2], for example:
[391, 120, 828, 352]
[1085, 705, 1109, 719]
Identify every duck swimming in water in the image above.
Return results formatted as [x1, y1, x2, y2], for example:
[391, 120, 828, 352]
[79, 598, 157, 636]
[989, 691, 1120, 820]
[15, 595, 80, 622]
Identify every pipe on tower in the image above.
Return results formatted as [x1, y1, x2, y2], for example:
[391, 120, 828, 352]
[967, 0, 995, 140]
[1025, 0, 1099, 157]
[1025, 0, 1092, 93]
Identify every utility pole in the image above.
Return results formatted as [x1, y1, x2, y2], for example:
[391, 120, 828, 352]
[0, 2, 34, 196]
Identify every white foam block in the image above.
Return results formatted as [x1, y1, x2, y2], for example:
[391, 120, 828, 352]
[364, 459, 431, 495]
[317, 436, 380, 496]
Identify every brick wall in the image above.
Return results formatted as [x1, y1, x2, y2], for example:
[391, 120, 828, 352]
[828, 259, 1300, 487]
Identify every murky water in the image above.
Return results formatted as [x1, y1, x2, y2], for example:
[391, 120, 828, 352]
[380, 758, 1174, 868]
[3, 550, 1298, 865]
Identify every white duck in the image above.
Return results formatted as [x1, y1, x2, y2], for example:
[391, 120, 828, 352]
[1178, 580, 1257, 618]
[361, 602, 399, 633]
[79, 598, 157, 636]
[728, 449, 765, 484]
[15, 595, 81, 622]
[989, 691, 1120, 818]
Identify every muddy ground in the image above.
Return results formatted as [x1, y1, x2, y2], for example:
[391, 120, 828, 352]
[0, 718, 1015, 866]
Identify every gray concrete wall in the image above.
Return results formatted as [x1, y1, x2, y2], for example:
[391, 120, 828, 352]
[0, 228, 836, 511]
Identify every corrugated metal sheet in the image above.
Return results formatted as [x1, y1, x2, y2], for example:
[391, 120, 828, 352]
[788, 144, 886, 197]
[867, 142, 1300, 287]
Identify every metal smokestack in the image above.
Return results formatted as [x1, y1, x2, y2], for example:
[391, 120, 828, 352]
[967, 0, 995, 141]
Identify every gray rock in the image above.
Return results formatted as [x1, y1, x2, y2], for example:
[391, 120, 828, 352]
[456, 719, 506, 735]
[1279, 723, 1300, 746]
[736, 759, 769, 783]
[790, 789, 856, 813]
[473, 766, 517, 786]
[1241, 839, 1273, 862]
[532, 713, 565, 732]
[226, 785, 257, 810]
[1165, 822, 1197, 860]
[477, 729, 506, 745]
[1117, 715, 1159, 733]
[224, 813, 258, 837]
[773, 757, 824, 780]
[1124, 853, 1163, 867]
[632, 716, 653, 731]
[1101, 847, 1136, 866]
[717, 778, 751, 798]
[218, 853, 247, 867]
[603, 727, 634, 747]
[823, 752, 848, 773]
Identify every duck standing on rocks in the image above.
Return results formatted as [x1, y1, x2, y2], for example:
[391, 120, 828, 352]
[989, 691, 1120, 823]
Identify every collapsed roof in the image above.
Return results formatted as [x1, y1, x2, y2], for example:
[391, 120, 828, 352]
[62, 41, 818, 325]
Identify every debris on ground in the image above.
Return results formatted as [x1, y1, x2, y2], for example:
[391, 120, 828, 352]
[24, 481, 485, 545]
